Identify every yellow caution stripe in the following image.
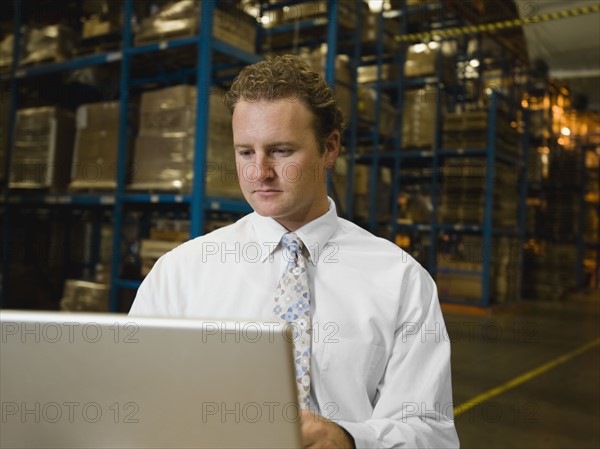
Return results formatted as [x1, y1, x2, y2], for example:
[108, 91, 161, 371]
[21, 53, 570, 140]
[396, 4, 600, 43]
[454, 337, 600, 416]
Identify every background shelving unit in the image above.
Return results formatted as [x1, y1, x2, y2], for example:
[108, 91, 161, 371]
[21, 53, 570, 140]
[351, 1, 529, 308]
[1, 0, 354, 312]
[255, 0, 362, 219]
[521, 78, 599, 300]
[1, 0, 260, 311]
[2, 1, 596, 313]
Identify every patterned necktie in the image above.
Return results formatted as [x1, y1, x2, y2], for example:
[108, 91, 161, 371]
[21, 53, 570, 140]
[273, 232, 311, 410]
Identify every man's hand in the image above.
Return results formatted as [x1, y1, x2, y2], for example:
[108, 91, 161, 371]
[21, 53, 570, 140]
[300, 410, 355, 449]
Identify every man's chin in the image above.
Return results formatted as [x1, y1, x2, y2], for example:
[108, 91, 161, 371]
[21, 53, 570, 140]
[248, 200, 288, 220]
[252, 205, 280, 218]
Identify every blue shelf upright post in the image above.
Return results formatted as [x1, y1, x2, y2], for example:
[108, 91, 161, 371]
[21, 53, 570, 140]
[1, 0, 23, 308]
[518, 105, 530, 297]
[325, 0, 338, 86]
[481, 90, 499, 307]
[346, 0, 363, 220]
[325, 0, 339, 201]
[190, 0, 216, 238]
[343, 0, 362, 222]
[428, 2, 447, 279]
[576, 139, 587, 289]
[109, 0, 134, 312]
[367, 9, 385, 233]
[390, 0, 408, 243]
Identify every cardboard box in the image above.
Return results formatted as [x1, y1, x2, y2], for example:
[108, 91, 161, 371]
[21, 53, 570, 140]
[70, 101, 121, 190]
[0, 93, 8, 183]
[299, 44, 352, 81]
[60, 279, 109, 312]
[299, 46, 353, 121]
[436, 273, 482, 301]
[19, 25, 75, 66]
[0, 34, 15, 71]
[10, 106, 75, 190]
[139, 84, 197, 134]
[80, 0, 122, 40]
[82, 21, 112, 39]
[130, 134, 194, 191]
[135, 2, 256, 53]
[130, 85, 241, 198]
[140, 239, 183, 276]
[402, 88, 436, 148]
[353, 165, 392, 221]
[404, 45, 437, 78]
[362, 13, 399, 50]
[265, 0, 357, 30]
[358, 87, 397, 138]
[357, 63, 401, 84]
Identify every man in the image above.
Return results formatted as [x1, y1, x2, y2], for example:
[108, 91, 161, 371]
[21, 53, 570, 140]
[130, 55, 459, 448]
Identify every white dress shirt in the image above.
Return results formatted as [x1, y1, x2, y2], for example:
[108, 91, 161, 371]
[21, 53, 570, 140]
[130, 198, 459, 448]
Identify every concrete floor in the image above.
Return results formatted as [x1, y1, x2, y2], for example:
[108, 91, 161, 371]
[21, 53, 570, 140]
[445, 291, 600, 449]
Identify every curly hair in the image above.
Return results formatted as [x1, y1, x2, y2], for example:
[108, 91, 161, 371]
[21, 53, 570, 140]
[224, 54, 345, 152]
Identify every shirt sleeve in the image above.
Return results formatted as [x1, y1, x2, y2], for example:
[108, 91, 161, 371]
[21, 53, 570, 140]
[336, 266, 460, 448]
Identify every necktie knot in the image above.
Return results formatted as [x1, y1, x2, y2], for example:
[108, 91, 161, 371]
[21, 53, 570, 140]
[281, 232, 303, 254]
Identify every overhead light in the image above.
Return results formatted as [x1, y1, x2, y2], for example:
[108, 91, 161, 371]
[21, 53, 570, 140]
[368, 1, 386, 12]
[560, 127, 571, 136]
[469, 59, 480, 68]
[412, 43, 428, 53]
[428, 41, 440, 50]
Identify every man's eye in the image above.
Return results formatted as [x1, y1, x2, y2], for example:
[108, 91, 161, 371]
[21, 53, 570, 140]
[273, 149, 291, 156]
[238, 150, 253, 157]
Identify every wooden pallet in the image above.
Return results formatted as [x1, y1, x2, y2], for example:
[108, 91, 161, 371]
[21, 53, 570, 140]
[134, 24, 197, 48]
[74, 34, 122, 57]
[18, 53, 69, 67]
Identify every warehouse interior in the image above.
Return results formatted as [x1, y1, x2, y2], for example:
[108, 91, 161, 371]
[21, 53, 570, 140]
[0, 0, 599, 447]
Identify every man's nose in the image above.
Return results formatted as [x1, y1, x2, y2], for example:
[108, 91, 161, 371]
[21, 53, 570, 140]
[254, 156, 275, 182]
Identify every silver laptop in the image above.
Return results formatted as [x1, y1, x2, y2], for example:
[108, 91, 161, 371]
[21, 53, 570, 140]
[1, 310, 303, 449]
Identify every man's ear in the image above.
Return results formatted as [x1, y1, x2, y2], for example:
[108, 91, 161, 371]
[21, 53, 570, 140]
[323, 130, 341, 169]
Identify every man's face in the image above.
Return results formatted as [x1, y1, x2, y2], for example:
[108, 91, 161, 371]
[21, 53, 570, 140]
[232, 99, 339, 231]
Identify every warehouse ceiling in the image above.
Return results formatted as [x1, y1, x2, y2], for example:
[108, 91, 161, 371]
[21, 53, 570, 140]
[516, 0, 600, 112]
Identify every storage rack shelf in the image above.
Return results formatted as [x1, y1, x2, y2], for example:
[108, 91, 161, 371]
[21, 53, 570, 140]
[1, 0, 262, 311]
[4, 193, 253, 210]
[522, 81, 598, 299]
[0, 0, 564, 311]
[352, 1, 530, 308]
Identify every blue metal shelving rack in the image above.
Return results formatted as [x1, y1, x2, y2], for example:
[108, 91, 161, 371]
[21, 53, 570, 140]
[1, 0, 258, 310]
[0, 0, 533, 310]
[370, 2, 530, 308]
[255, 0, 530, 308]
[256, 0, 354, 216]
[577, 134, 600, 289]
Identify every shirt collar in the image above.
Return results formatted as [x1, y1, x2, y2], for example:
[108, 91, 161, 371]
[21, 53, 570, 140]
[251, 197, 339, 265]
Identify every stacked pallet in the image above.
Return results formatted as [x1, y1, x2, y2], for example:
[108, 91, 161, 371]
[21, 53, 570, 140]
[443, 110, 521, 158]
[523, 242, 578, 300]
[439, 158, 519, 228]
[437, 235, 522, 303]
[128, 85, 241, 198]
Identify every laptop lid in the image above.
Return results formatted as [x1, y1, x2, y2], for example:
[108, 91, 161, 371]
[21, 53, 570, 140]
[1, 310, 303, 449]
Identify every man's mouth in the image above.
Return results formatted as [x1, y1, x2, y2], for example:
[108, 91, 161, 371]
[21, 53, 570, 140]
[254, 189, 282, 193]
